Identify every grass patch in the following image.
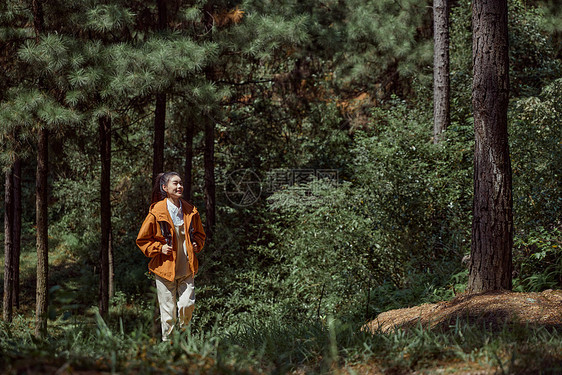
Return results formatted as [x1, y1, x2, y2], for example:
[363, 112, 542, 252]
[1, 307, 561, 374]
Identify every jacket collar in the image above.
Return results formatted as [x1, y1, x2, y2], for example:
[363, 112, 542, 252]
[150, 198, 197, 222]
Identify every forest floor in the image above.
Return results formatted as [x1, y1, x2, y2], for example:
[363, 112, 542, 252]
[3, 290, 562, 374]
[354, 289, 562, 374]
[364, 289, 562, 333]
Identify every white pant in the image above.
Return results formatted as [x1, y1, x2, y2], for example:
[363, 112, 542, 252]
[155, 273, 195, 341]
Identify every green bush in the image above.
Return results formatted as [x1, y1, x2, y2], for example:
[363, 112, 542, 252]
[510, 78, 562, 291]
[243, 98, 474, 322]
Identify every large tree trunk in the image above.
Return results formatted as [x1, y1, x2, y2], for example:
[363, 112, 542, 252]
[3, 167, 14, 322]
[184, 119, 195, 202]
[433, 0, 450, 143]
[35, 128, 49, 337]
[204, 114, 215, 240]
[12, 158, 22, 309]
[468, 0, 513, 293]
[99, 115, 111, 317]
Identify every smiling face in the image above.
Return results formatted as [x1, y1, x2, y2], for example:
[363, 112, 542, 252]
[162, 175, 183, 201]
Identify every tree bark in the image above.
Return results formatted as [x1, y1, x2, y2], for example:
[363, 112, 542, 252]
[157, 0, 168, 30]
[204, 114, 215, 240]
[468, 0, 513, 293]
[109, 230, 114, 300]
[184, 119, 195, 202]
[152, 0, 168, 330]
[32, 0, 44, 36]
[99, 115, 111, 317]
[3, 167, 14, 322]
[12, 158, 22, 309]
[152, 93, 166, 182]
[203, 63, 216, 240]
[433, 0, 450, 143]
[32, 0, 47, 338]
[35, 128, 49, 337]
[152, 0, 168, 182]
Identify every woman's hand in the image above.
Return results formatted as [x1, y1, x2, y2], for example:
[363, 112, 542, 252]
[161, 244, 172, 255]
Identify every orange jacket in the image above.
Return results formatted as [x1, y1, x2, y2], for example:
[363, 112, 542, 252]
[136, 198, 205, 281]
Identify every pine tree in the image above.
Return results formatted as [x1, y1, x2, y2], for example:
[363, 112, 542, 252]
[433, 0, 450, 142]
[35, 125, 49, 337]
[32, 0, 49, 338]
[73, 0, 218, 313]
[0, 0, 29, 321]
[182, 0, 312, 239]
[1, 0, 81, 335]
[468, 0, 513, 292]
[152, 0, 168, 183]
[3, 165, 15, 322]
[99, 115, 111, 317]
[67, 4, 133, 317]
[184, 116, 195, 203]
[12, 158, 22, 309]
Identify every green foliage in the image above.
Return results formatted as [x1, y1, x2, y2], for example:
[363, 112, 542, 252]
[230, 98, 474, 323]
[509, 0, 562, 96]
[342, 0, 432, 84]
[0, 0, 561, 372]
[106, 38, 217, 97]
[236, 13, 310, 58]
[450, 0, 562, 118]
[508, 78, 562, 291]
[513, 226, 562, 292]
[85, 4, 135, 33]
[511, 78, 562, 226]
[1, 310, 561, 374]
[0, 89, 81, 132]
[351, 99, 472, 263]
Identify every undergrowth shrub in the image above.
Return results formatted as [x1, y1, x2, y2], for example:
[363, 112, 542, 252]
[511, 78, 562, 291]
[247, 98, 473, 322]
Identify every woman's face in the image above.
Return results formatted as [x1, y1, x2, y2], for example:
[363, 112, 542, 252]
[163, 175, 183, 200]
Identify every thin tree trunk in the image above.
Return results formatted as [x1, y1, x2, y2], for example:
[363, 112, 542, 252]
[109, 230, 114, 300]
[157, 0, 167, 30]
[152, 0, 167, 329]
[99, 115, 111, 317]
[12, 158, 22, 309]
[152, 0, 168, 183]
[32, 0, 47, 337]
[32, 0, 44, 36]
[152, 93, 166, 182]
[204, 114, 215, 240]
[184, 119, 195, 202]
[468, 0, 513, 293]
[3, 167, 14, 322]
[433, 0, 450, 143]
[35, 128, 49, 337]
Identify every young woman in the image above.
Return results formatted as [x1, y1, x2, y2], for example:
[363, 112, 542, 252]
[136, 172, 206, 341]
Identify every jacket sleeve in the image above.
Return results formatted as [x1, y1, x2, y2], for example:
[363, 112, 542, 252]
[191, 212, 206, 253]
[136, 213, 164, 258]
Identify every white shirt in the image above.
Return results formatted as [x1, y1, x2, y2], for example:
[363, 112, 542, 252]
[166, 198, 184, 227]
[173, 224, 189, 279]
